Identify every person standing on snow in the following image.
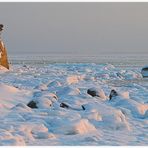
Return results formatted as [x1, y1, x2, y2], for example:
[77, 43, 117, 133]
[0, 24, 9, 69]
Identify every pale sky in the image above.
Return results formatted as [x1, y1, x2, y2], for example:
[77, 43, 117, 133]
[0, 2, 148, 55]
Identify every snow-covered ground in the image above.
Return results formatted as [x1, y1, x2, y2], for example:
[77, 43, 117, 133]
[0, 54, 148, 146]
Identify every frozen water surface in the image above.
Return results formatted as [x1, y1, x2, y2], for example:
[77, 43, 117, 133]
[0, 53, 147, 145]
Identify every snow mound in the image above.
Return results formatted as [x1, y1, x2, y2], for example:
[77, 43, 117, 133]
[0, 63, 148, 145]
[11, 103, 32, 112]
[66, 75, 82, 84]
[111, 89, 130, 99]
[83, 102, 130, 131]
[119, 70, 142, 80]
[0, 83, 30, 110]
[83, 110, 102, 121]
[35, 84, 48, 91]
[113, 97, 148, 118]
[42, 93, 58, 102]
[0, 83, 19, 93]
[27, 97, 53, 109]
[17, 123, 49, 142]
[144, 110, 148, 118]
[60, 119, 96, 135]
[57, 86, 80, 97]
[73, 119, 96, 134]
[44, 93, 57, 99]
[33, 91, 43, 98]
[102, 109, 131, 131]
[119, 91, 130, 99]
[33, 132, 56, 139]
[0, 132, 25, 146]
[47, 81, 62, 88]
[104, 64, 115, 70]
[87, 87, 107, 100]
[0, 65, 9, 73]
[37, 98, 53, 109]
[137, 104, 148, 116]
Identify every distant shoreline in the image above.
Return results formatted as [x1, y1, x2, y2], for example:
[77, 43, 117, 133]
[8, 51, 148, 56]
[7, 53, 148, 68]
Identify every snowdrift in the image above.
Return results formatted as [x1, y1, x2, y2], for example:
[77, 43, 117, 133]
[0, 63, 147, 145]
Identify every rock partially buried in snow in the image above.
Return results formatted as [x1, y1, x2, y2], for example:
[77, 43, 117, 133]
[27, 98, 52, 109]
[141, 66, 148, 78]
[28, 91, 58, 109]
[87, 87, 107, 100]
[27, 100, 38, 109]
[109, 89, 118, 100]
[60, 102, 69, 109]
[60, 102, 85, 111]
[87, 88, 98, 97]
[109, 89, 129, 100]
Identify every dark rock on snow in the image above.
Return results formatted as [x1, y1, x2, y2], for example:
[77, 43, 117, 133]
[60, 102, 69, 109]
[109, 89, 118, 100]
[27, 100, 38, 109]
[81, 105, 85, 110]
[87, 88, 99, 97]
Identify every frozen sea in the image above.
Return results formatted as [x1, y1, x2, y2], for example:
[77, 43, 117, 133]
[0, 53, 147, 146]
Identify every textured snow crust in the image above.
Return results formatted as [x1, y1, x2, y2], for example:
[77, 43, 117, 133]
[0, 63, 147, 145]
